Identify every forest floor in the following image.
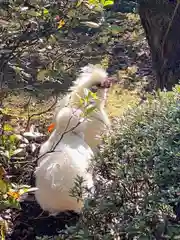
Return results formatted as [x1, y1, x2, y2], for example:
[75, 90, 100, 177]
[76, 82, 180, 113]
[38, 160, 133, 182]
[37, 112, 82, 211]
[3, 13, 153, 122]
[1, 13, 154, 240]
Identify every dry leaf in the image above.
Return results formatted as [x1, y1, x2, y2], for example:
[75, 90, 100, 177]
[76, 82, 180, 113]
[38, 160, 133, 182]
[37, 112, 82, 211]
[58, 19, 65, 29]
[48, 123, 55, 133]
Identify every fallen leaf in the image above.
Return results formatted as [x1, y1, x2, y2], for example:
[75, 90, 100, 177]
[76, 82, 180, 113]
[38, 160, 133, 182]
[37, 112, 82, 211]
[48, 123, 55, 133]
[7, 190, 20, 200]
[58, 19, 65, 29]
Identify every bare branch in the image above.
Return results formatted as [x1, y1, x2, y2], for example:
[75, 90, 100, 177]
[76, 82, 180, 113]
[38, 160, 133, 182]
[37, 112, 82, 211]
[25, 94, 58, 131]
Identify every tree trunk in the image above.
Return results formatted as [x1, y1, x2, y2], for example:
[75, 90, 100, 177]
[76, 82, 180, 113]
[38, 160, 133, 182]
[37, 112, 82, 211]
[138, 0, 180, 90]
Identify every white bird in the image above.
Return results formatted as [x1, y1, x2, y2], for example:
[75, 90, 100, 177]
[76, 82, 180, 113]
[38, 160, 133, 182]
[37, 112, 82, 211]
[34, 65, 115, 215]
[55, 64, 114, 153]
[38, 107, 87, 164]
[35, 107, 94, 214]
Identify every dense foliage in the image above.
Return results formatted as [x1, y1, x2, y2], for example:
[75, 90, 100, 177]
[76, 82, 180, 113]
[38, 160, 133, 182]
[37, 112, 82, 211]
[0, 0, 115, 91]
[0, 0, 146, 98]
[55, 85, 180, 239]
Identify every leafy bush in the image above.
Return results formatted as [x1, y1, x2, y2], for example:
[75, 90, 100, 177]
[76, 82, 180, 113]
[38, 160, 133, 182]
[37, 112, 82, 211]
[113, 0, 138, 13]
[0, 109, 35, 239]
[53, 85, 180, 239]
[0, 0, 117, 90]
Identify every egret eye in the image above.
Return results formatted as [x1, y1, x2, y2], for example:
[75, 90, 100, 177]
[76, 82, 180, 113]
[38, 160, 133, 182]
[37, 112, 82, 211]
[96, 83, 102, 88]
[90, 85, 98, 93]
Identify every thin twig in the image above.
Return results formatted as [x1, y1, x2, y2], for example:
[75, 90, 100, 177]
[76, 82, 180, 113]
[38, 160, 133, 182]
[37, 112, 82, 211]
[25, 95, 58, 131]
[36, 108, 86, 163]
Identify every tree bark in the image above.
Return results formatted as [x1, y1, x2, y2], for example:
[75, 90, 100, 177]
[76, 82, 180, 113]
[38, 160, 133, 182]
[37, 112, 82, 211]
[138, 0, 180, 90]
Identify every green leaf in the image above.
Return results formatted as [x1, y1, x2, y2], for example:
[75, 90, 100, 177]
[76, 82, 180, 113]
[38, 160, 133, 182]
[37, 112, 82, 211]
[19, 188, 29, 195]
[37, 69, 49, 81]
[0, 179, 8, 194]
[88, 0, 100, 5]
[9, 134, 17, 143]
[3, 124, 13, 132]
[48, 35, 57, 44]
[85, 105, 97, 116]
[67, 9, 76, 18]
[79, 98, 85, 106]
[8, 196, 20, 209]
[90, 91, 98, 100]
[43, 8, 49, 15]
[0, 219, 8, 240]
[28, 10, 41, 17]
[101, 0, 114, 6]
[81, 21, 100, 28]
[76, 0, 83, 7]
[109, 24, 123, 34]
[88, 0, 103, 11]
[14, 66, 22, 74]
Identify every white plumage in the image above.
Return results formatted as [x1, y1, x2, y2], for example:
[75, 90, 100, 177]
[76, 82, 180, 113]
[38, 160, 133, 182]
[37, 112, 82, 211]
[35, 107, 94, 214]
[35, 131, 94, 214]
[38, 107, 87, 165]
[35, 65, 114, 214]
[55, 64, 112, 152]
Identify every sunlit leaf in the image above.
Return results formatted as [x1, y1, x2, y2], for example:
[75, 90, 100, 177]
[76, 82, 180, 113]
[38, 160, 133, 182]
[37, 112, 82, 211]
[4, 150, 10, 159]
[127, 65, 138, 75]
[9, 134, 17, 143]
[88, 0, 99, 5]
[58, 19, 65, 29]
[90, 91, 98, 100]
[7, 196, 20, 209]
[81, 21, 101, 28]
[14, 66, 22, 74]
[43, 8, 49, 15]
[109, 24, 123, 34]
[48, 123, 55, 133]
[76, 0, 83, 7]
[7, 189, 20, 200]
[87, 0, 103, 11]
[84, 97, 89, 106]
[20, 6, 28, 11]
[19, 188, 29, 195]
[48, 35, 57, 44]
[101, 0, 114, 6]
[67, 9, 76, 18]
[85, 105, 97, 116]
[28, 10, 41, 17]
[3, 123, 13, 132]
[0, 179, 8, 193]
[79, 97, 85, 105]
[37, 69, 49, 81]
[0, 219, 8, 240]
